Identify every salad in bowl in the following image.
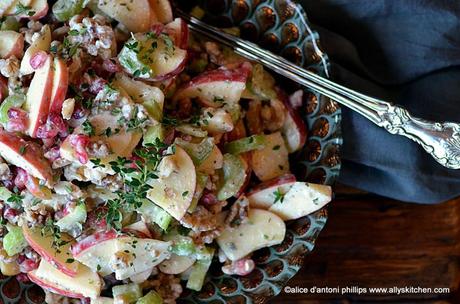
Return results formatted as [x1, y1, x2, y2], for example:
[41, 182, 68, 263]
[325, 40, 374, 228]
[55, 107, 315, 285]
[0, 0, 332, 303]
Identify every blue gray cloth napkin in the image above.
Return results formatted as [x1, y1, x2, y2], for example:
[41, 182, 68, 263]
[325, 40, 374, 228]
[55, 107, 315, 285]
[301, 0, 460, 203]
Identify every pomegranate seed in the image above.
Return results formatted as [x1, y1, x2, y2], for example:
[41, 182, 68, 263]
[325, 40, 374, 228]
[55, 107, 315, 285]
[30, 51, 48, 70]
[17, 255, 26, 264]
[3, 206, 19, 222]
[201, 192, 218, 205]
[222, 258, 255, 276]
[6, 107, 28, 132]
[72, 103, 89, 120]
[69, 134, 90, 164]
[102, 58, 121, 73]
[19, 258, 39, 273]
[44, 146, 61, 161]
[36, 113, 68, 139]
[13, 168, 28, 190]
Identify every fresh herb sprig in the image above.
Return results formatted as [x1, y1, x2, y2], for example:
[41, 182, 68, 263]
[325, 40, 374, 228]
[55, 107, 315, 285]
[102, 139, 175, 229]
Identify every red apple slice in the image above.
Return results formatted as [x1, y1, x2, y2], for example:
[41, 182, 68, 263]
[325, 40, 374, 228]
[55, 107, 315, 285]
[247, 174, 297, 209]
[278, 89, 307, 153]
[97, 0, 152, 33]
[0, 130, 53, 182]
[71, 230, 120, 277]
[28, 259, 102, 299]
[163, 18, 189, 49]
[23, 225, 79, 277]
[20, 24, 51, 75]
[24, 54, 54, 137]
[73, 234, 171, 280]
[173, 66, 250, 107]
[251, 132, 290, 181]
[0, 30, 24, 59]
[148, 0, 173, 24]
[49, 57, 69, 114]
[71, 229, 118, 257]
[8, 0, 49, 20]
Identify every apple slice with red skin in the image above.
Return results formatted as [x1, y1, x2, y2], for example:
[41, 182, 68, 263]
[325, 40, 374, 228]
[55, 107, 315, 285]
[20, 24, 51, 75]
[148, 0, 173, 24]
[7, 0, 49, 20]
[0, 130, 53, 182]
[24, 54, 54, 137]
[0, 30, 24, 59]
[173, 65, 251, 107]
[23, 225, 79, 277]
[246, 174, 297, 209]
[72, 230, 120, 277]
[163, 18, 189, 49]
[71, 229, 118, 257]
[49, 57, 69, 114]
[28, 259, 102, 299]
[277, 89, 307, 153]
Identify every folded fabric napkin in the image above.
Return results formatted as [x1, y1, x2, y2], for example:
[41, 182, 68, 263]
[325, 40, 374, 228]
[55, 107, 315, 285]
[300, 0, 460, 203]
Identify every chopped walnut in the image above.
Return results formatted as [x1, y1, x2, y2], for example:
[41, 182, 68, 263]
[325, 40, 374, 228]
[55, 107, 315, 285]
[180, 205, 217, 232]
[0, 56, 20, 78]
[61, 98, 75, 120]
[225, 196, 249, 228]
[110, 250, 134, 271]
[100, 174, 123, 192]
[145, 273, 183, 304]
[260, 98, 286, 132]
[0, 161, 12, 181]
[21, 203, 53, 226]
[20, 20, 44, 45]
[246, 99, 286, 134]
[87, 140, 110, 159]
[69, 14, 116, 59]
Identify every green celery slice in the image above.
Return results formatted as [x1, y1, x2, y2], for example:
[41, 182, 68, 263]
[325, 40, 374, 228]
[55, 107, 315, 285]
[224, 135, 266, 154]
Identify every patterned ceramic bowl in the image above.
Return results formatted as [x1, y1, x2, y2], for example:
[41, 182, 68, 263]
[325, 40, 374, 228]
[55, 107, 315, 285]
[2, 0, 342, 303]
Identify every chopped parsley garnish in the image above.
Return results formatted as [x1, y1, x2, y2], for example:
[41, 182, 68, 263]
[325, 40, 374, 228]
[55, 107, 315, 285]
[82, 120, 95, 136]
[273, 188, 285, 204]
[68, 29, 79, 36]
[15, 3, 35, 16]
[103, 139, 175, 230]
[7, 192, 24, 205]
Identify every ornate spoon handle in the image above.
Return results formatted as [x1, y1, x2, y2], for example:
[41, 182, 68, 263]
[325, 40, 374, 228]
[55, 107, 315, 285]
[178, 11, 460, 169]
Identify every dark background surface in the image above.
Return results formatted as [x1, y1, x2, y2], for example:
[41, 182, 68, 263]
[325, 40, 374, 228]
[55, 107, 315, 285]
[300, 0, 460, 204]
[271, 186, 460, 303]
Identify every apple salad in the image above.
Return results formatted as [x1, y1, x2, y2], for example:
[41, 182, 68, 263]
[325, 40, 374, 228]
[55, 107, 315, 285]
[0, 0, 332, 303]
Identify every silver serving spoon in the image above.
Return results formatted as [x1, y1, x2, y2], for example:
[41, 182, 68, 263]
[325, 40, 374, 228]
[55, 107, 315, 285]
[176, 10, 460, 169]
